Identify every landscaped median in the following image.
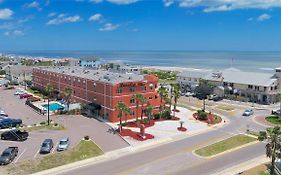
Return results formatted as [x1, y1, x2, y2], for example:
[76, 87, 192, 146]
[194, 134, 257, 158]
[6, 139, 104, 175]
[265, 115, 281, 125]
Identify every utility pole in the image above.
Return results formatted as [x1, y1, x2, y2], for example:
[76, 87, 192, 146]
[47, 98, 50, 125]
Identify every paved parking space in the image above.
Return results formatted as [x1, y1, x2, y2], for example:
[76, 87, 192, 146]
[0, 87, 129, 163]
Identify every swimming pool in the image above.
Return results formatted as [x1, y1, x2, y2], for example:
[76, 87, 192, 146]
[42, 103, 64, 111]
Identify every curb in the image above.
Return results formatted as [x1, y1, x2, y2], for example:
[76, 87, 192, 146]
[212, 155, 269, 175]
[193, 135, 259, 159]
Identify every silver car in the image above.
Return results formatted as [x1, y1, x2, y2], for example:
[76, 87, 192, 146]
[57, 138, 70, 151]
[243, 109, 254, 116]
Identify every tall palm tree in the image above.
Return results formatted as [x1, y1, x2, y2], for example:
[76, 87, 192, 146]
[115, 101, 127, 132]
[158, 84, 167, 114]
[135, 94, 143, 121]
[195, 79, 214, 111]
[140, 97, 147, 122]
[172, 83, 181, 118]
[169, 84, 174, 112]
[63, 87, 73, 110]
[45, 83, 54, 98]
[146, 105, 153, 124]
[124, 106, 130, 125]
[259, 126, 281, 174]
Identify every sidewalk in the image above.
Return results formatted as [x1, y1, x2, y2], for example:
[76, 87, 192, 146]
[212, 155, 269, 175]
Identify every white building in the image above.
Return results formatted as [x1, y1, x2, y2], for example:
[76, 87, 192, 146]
[79, 59, 101, 69]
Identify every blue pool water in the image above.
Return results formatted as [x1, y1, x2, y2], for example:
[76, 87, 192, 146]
[42, 103, 64, 111]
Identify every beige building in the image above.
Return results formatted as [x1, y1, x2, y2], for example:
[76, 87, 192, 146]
[177, 67, 281, 104]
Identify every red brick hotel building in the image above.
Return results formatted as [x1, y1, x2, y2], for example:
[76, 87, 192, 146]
[32, 67, 160, 122]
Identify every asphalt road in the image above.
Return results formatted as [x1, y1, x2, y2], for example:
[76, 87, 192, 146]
[57, 99, 270, 175]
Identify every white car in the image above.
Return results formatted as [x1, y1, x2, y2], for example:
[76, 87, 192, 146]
[0, 110, 6, 116]
[14, 90, 24, 95]
[57, 138, 70, 151]
[243, 109, 254, 116]
[185, 92, 194, 97]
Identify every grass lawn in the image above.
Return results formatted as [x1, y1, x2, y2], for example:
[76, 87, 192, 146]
[266, 115, 281, 125]
[177, 104, 196, 111]
[195, 134, 257, 157]
[7, 140, 104, 175]
[216, 105, 235, 111]
[25, 121, 65, 132]
[246, 130, 260, 137]
[240, 163, 270, 175]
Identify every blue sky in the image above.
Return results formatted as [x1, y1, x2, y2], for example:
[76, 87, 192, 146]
[0, 0, 281, 51]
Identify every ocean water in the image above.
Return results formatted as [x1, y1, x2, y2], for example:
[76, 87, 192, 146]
[6, 50, 281, 73]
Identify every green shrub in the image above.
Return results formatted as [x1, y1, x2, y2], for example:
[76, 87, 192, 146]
[40, 121, 46, 125]
[197, 110, 208, 120]
[143, 118, 149, 124]
[154, 113, 160, 120]
[161, 109, 171, 119]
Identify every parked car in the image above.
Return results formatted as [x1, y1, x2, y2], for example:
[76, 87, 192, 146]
[0, 129, 29, 141]
[40, 139, 54, 154]
[57, 138, 70, 151]
[0, 118, 22, 129]
[14, 90, 24, 96]
[272, 109, 281, 115]
[213, 95, 223, 102]
[0, 110, 6, 116]
[0, 147, 18, 165]
[185, 92, 194, 97]
[19, 93, 33, 99]
[243, 109, 254, 116]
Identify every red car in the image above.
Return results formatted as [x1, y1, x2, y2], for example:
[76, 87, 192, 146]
[20, 93, 33, 99]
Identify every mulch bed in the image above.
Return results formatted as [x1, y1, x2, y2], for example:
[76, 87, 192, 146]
[119, 129, 154, 141]
[193, 112, 222, 125]
[177, 127, 187, 132]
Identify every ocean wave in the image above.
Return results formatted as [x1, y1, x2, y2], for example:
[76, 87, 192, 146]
[259, 67, 274, 71]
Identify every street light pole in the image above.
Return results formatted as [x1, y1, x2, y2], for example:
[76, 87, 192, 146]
[47, 98, 50, 125]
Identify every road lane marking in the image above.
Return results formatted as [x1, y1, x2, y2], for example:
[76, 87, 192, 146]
[34, 148, 40, 159]
[15, 148, 26, 163]
[52, 142, 59, 154]
[117, 135, 227, 175]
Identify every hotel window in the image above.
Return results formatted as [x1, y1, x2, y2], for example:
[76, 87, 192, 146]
[141, 86, 146, 92]
[149, 96, 153, 100]
[155, 84, 157, 88]
[229, 83, 234, 87]
[271, 87, 273, 91]
[264, 87, 267, 91]
[130, 87, 135, 92]
[149, 84, 153, 90]
[130, 110, 134, 116]
[223, 82, 228, 86]
[155, 95, 158, 99]
[130, 97, 135, 104]
[117, 88, 122, 94]
[248, 85, 253, 89]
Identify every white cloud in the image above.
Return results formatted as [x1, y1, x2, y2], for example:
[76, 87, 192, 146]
[48, 12, 57, 17]
[4, 30, 24, 37]
[25, 1, 42, 11]
[163, 0, 174, 7]
[99, 22, 119, 31]
[47, 14, 81, 25]
[89, 0, 102, 3]
[257, 13, 271, 21]
[168, 0, 281, 12]
[89, 0, 138, 5]
[0, 8, 13, 20]
[89, 13, 103, 22]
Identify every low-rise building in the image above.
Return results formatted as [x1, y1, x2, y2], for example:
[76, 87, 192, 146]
[5, 65, 33, 84]
[32, 67, 160, 122]
[79, 59, 101, 69]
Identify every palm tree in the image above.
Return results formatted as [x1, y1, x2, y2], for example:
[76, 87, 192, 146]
[169, 84, 174, 112]
[172, 83, 181, 118]
[146, 105, 153, 124]
[124, 106, 130, 125]
[135, 94, 143, 121]
[158, 84, 167, 114]
[140, 97, 147, 122]
[115, 101, 127, 132]
[63, 87, 73, 110]
[195, 79, 214, 111]
[259, 126, 281, 174]
[45, 83, 54, 98]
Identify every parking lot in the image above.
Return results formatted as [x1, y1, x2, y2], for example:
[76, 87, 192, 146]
[0, 87, 128, 163]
